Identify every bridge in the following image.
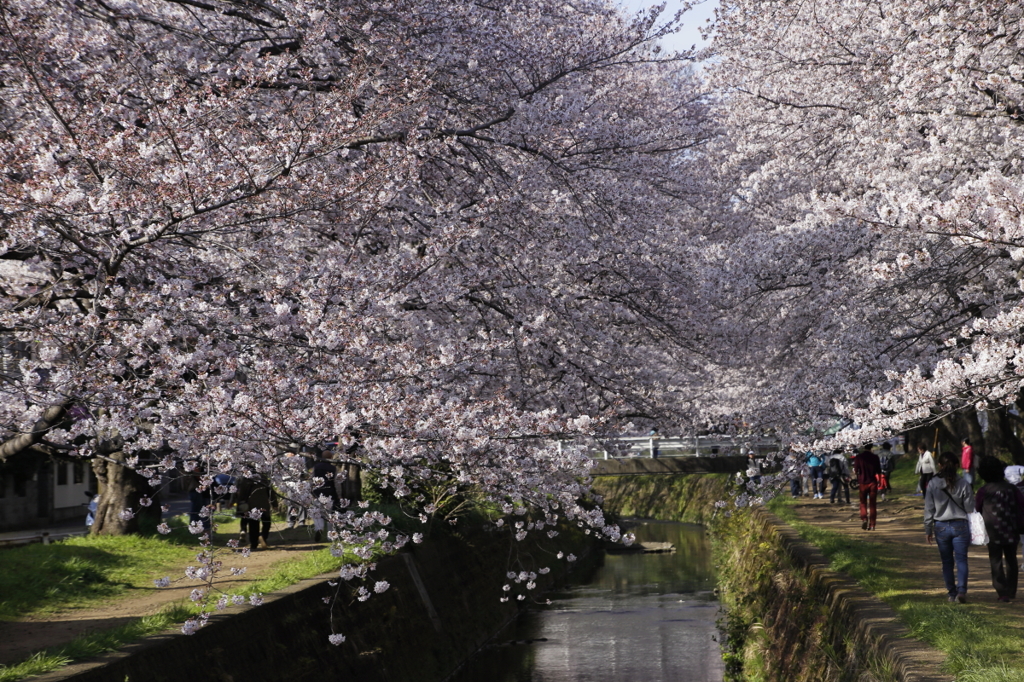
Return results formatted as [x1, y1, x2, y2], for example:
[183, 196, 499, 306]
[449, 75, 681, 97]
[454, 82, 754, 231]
[583, 435, 780, 476]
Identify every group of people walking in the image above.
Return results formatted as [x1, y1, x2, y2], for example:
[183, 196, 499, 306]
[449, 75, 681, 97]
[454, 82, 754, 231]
[783, 444, 898, 524]
[790, 438, 1024, 604]
[234, 448, 348, 550]
[180, 447, 348, 552]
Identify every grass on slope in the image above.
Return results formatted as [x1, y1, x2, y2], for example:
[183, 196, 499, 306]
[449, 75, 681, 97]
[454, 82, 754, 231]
[0, 532, 200, 621]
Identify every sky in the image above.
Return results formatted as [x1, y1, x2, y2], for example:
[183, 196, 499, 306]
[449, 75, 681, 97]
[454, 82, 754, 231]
[615, 0, 719, 55]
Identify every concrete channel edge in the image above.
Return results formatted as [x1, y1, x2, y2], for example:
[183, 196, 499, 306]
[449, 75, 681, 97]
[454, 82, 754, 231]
[754, 508, 950, 682]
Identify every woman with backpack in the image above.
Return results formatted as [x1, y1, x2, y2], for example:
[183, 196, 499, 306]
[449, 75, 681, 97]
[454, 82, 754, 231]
[975, 457, 1024, 602]
[924, 451, 975, 603]
[827, 449, 851, 505]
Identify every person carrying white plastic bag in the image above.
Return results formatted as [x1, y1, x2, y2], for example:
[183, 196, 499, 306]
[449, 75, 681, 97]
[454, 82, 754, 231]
[925, 451, 975, 603]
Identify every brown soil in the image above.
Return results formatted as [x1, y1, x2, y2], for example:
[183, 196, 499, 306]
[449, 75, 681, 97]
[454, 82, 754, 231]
[0, 522, 328, 667]
[787, 489, 1024, 627]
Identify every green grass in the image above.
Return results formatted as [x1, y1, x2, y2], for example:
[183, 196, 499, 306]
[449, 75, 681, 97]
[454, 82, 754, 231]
[768, 455, 1024, 680]
[887, 450, 920, 495]
[0, 603, 194, 682]
[0, 533, 200, 621]
[0, 510, 389, 681]
[231, 546, 349, 599]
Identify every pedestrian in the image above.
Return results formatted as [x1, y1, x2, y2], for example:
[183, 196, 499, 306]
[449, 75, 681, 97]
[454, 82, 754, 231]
[799, 459, 812, 497]
[212, 472, 235, 513]
[975, 457, 1024, 602]
[281, 450, 309, 529]
[784, 453, 802, 498]
[915, 443, 936, 498]
[235, 473, 275, 550]
[807, 451, 825, 499]
[827, 449, 851, 504]
[961, 438, 975, 486]
[925, 451, 974, 603]
[84, 490, 99, 528]
[853, 444, 882, 530]
[311, 449, 342, 543]
[649, 428, 661, 458]
[746, 455, 762, 486]
[184, 471, 212, 532]
[879, 442, 896, 502]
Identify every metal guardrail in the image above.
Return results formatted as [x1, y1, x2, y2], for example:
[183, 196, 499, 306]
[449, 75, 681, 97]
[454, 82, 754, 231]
[582, 435, 781, 460]
[0, 529, 87, 548]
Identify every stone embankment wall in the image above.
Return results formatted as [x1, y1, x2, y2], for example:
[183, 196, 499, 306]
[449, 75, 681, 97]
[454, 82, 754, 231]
[39, 527, 592, 682]
[594, 475, 949, 682]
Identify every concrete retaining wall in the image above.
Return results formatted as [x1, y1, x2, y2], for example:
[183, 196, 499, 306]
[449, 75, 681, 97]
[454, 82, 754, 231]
[745, 509, 949, 682]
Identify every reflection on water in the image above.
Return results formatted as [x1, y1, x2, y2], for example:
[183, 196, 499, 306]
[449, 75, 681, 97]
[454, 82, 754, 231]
[449, 521, 723, 682]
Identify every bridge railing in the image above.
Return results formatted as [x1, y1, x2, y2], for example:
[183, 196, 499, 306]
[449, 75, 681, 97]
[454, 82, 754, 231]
[579, 435, 781, 460]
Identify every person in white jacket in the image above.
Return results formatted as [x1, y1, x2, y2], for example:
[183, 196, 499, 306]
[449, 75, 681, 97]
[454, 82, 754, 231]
[915, 443, 936, 497]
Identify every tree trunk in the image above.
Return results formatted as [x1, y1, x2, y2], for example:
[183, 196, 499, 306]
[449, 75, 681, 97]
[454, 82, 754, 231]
[988, 407, 1024, 465]
[339, 462, 362, 503]
[942, 407, 986, 460]
[936, 416, 961, 456]
[90, 451, 151, 535]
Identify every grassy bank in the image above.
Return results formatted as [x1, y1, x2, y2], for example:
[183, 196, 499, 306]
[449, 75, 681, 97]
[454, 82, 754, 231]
[0, 544, 352, 682]
[0, 500, 585, 682]
[593, 473, 731, 524]
[0, 604, 195, 682]
[0, 532, 200, 621]
[711, 503, 907, 682]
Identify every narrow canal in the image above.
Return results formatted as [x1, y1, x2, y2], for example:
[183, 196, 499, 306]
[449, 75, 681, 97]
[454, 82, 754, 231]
[450, 521, 724, 682]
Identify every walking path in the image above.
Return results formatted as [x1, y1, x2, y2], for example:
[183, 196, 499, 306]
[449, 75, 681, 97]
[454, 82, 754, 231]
[789, 492, 1021, 608]
[0, 521, 326, 668]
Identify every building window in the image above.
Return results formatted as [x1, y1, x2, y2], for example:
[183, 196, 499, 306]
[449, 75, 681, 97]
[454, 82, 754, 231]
[57, 462, 68, 485]
[73, 461, 84, 484]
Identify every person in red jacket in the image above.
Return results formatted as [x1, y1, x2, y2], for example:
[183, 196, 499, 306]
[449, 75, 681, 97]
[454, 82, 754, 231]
[853, 444, 882, 530]
[961, 438, 975, 486]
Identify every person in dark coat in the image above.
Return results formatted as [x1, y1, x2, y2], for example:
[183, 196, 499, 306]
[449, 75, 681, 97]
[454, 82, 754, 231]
[235, 474, 275, 551]
[311, 450, 341, 543]
[827, 449, 851, 505]
[184, 472, 212, 532]
[975, 457, 1024, 602]
[853, 444, 882, 530]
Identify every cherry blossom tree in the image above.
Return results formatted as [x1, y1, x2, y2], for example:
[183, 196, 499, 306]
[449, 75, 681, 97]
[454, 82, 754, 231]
[703, 0, 1024, 458]
[1, 0, 718, 633]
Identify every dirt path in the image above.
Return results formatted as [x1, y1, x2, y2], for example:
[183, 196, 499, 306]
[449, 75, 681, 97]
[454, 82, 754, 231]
[788, 490, 1024, 626]
[0, 522, 328, 667]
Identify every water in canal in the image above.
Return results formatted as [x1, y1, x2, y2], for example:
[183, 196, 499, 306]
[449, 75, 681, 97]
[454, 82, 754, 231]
[450, 521, 724, 682]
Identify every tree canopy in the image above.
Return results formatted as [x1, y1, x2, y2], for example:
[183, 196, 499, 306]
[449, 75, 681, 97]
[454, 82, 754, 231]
[5, 0, 1024, 640]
